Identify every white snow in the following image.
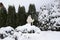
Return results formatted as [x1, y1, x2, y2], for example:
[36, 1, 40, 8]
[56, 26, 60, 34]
[51, 12, 60, 17]
[0, 26, 14, 31]
[0, 26, 14, 36]
[0, 28, 8, 37]
[15, 23, 41, 34]
[38, 0, 60, 29]
[0, 0, 60, 40]
[3, 36, 15, 40]
[38, 31, 60, 40]
[38, 10, 49, 21]
[9, 31, 60, 40]
[0, 24, 60, 40]
[51, 18, 60, 23]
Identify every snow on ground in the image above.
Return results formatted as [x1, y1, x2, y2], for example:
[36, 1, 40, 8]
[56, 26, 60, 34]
[14, 31, 60, 40]
[2, 36, 15, 40]
[39, 31, 60, 40]
[8, 31, 60, 40]
[0, 23, 60, 40]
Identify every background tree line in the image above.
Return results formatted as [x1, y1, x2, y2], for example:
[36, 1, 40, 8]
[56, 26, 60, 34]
[0, 3, 39, 28]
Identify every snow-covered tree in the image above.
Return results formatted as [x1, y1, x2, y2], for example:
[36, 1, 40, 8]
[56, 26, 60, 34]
[38, 0, 60, 31]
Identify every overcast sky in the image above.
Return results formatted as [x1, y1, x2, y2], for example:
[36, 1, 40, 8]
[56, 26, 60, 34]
[0, 0, 54, 12]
